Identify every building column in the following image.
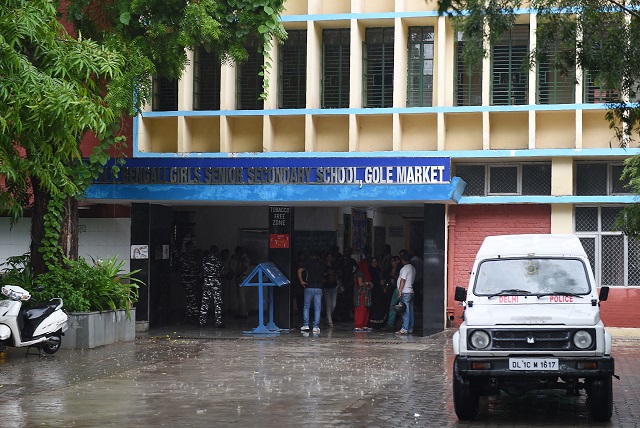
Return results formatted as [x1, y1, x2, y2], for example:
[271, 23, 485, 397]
[268, 206, 294, 330]
[446, 208, 457, 326]
[130, 203, 173, 328]
[422, 203, 446, 336]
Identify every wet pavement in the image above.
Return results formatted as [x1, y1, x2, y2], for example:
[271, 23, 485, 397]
[1, 322, 640, 427]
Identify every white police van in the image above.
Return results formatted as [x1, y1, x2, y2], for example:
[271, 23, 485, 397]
[452, 234, 615, 421]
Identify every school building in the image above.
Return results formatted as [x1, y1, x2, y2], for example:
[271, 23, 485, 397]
[2, 0, 639, 333]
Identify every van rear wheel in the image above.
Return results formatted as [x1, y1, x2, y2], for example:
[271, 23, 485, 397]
[587, 375, 613, 422]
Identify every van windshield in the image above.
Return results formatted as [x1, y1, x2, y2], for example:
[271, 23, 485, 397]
[474, 258, 591, 296]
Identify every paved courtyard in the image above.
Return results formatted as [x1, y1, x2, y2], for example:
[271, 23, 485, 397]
[1, 325, 639, 427]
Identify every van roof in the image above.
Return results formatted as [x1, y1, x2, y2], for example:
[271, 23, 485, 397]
[476, 234, 587, 259]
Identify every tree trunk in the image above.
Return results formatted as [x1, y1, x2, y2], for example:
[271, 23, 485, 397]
[31, 179, 79, 276]
[61, 196, 79, 261]
[31, 180, 50, 277]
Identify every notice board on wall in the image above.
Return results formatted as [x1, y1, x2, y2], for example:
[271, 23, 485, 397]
[351, 209, 367, 252]
[293, 231, 337, 257]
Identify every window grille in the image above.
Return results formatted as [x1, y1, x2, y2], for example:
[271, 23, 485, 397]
[152, 77, 178, 111]
[537, 38, 575, 104]
[322, 29, 350, 108]
[279, 30, 307, 109]
[575, 207, 599, 232]
[579, 237, 596, 276]
[456, 164, 485, 196]
[611, 164, 632, 194]
[602, 206, 623, 231]
[522, 164, 552, 195]
[237, 37, 264, 110]
[489, 165, 519, 194]
[455, 163, 551, 196]
[601, 234, 625, 286]
[455, 32, 482, 106]
[363, 28, 394, 108]
[628, 239, 640, 286]
[575, 163, 607, 195]
[575, 206, 640, 286]
[193, 48, 221, 111]
[407, 26, 434, 107]
[583, 72, 621, 103]
[582, 16, 623, 104]
[575, 162, 630, 196]
[491, 24, 529, 106]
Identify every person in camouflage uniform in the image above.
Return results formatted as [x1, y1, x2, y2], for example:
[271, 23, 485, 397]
[180, 241, 199, 323]
[200, 245, 224, 327]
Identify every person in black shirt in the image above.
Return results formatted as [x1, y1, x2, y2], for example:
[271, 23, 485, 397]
[297, 251, 324, 333]
[335, 246, 357, 321]
[323, 253, 338, 328]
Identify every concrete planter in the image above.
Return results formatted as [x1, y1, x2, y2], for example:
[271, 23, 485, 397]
[62, 309, 136, 350]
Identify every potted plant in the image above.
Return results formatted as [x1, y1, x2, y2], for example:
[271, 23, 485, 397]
[1, 254, 142, 349]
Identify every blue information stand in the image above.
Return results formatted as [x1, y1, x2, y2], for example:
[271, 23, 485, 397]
[240, 262, 291, 334]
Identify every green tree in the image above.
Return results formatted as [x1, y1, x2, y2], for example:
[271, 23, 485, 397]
[434, 0, 640, 235]
[62, 0, 287, 112]
[0, 0, 285, 275]
[1, 0, 126, 274]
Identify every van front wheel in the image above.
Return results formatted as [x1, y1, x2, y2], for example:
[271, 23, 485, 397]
[453, 370, 479, 420]
[586, 375, 613, 422]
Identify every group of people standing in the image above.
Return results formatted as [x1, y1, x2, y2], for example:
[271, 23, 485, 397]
[352, 248, 418, 334]
[295, 245, 420, 335]
[179, 240, 420, 334]
[178, 243, 250, 328]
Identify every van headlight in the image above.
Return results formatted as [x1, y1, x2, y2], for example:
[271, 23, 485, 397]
[573, 330, 593, 349]
[469, 330, 491, 349]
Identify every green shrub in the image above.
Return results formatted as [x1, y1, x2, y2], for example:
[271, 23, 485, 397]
[0, 253, 34, 289]
[2, 254, 142, 318]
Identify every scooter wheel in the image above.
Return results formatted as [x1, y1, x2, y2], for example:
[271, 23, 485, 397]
[41, 334, 62, 355]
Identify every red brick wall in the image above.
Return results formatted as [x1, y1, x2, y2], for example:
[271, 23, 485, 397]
[79, 117, 134, 158]
[57, 2, 134, 159]
[446, 204, 638, 328]
[600, 288, 640, 328]
[447, 205, 551, 326]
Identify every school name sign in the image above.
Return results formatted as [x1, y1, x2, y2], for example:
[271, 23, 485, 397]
[97, 157, 451, 186]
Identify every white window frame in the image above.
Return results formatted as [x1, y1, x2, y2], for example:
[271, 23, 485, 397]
[574, 162, 632, 196]
[575, 205, 633, 287]
[610, 163, 632, 195]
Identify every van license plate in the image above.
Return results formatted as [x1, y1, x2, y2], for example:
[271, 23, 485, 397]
[509, 358, 558, 371]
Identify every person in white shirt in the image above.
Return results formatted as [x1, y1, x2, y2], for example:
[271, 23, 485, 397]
[396, 252, 416, 334]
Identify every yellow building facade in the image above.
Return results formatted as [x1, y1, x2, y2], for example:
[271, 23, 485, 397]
[112, 0, 640, 328]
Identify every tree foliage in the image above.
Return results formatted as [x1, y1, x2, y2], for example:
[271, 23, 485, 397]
[0, 0, 126, 268]
[61, 0, 287, 113]
[435, 0, 640, 236]
[436, 0, 640, 144]
[1, 0, 285, 274]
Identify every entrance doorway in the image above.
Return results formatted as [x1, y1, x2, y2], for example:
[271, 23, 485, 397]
[137, 203, 445, 335]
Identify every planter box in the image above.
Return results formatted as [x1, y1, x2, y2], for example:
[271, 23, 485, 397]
[62, 309, 136, 350]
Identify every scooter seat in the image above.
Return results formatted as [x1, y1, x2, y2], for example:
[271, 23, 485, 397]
[24, 303, 56, 320]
